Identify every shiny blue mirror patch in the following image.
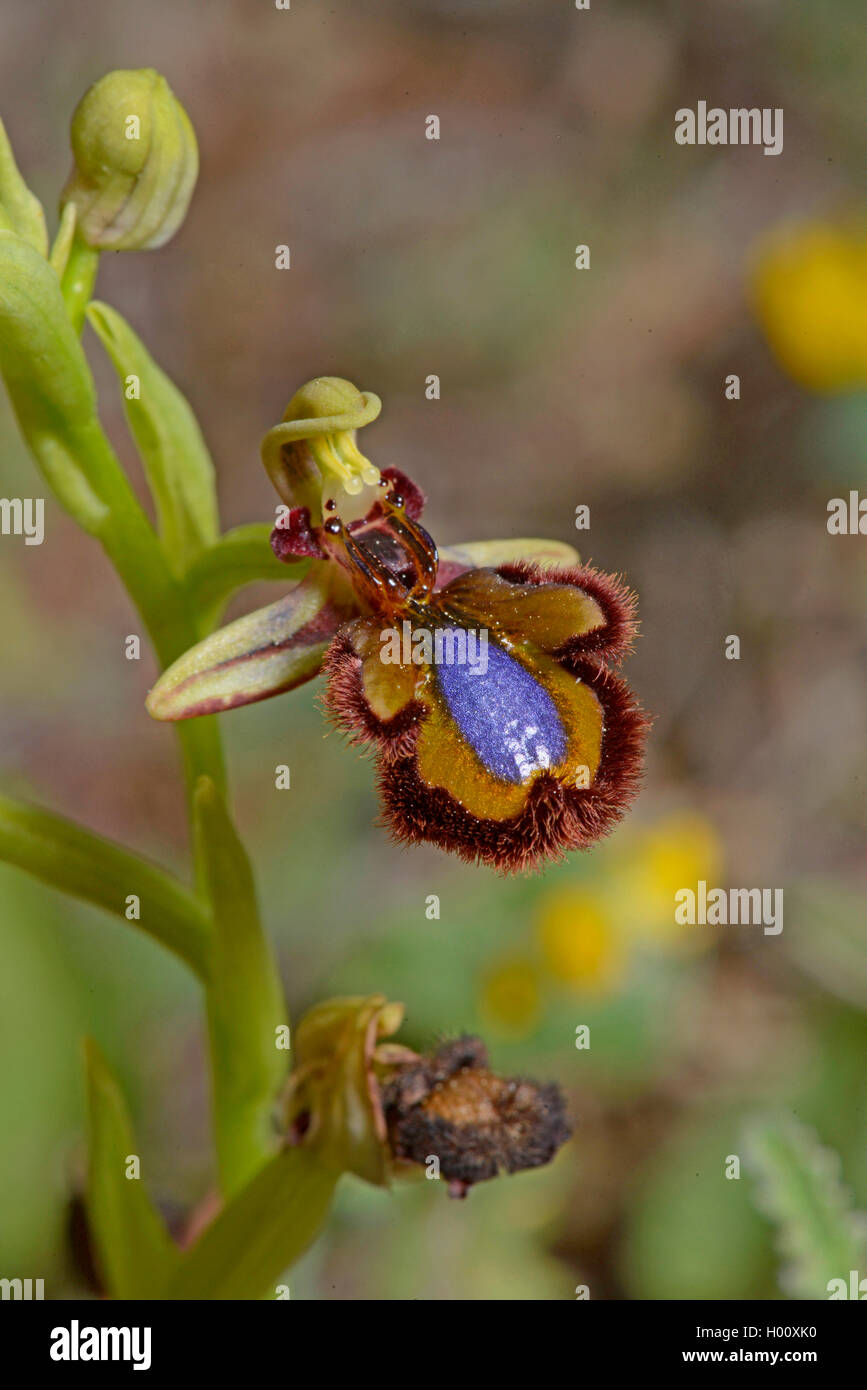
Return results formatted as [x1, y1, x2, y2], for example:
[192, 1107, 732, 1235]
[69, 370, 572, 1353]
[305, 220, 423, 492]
[434, 637, 567, 784]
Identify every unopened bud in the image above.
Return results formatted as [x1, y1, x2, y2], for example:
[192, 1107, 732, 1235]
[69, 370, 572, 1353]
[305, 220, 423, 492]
[61, 68, 198, 251]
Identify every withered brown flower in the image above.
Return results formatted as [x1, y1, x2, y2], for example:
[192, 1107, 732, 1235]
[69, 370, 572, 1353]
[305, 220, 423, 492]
[282, 998, 571, 1198]
[384, 1036, 571, 1198]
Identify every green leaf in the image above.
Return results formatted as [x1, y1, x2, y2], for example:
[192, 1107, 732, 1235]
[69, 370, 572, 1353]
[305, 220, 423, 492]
[0, 791, 210, 977]
[194, 777, 289, 1195]
[186, 524, 309, 626]
[87, 300, 219, 575]
[85, 1038, 181, 1298]
[744, 1114, 867, 1299]
[0, 232, 200, 666]
[146, 567, 349, 720]
[0, 117, 47, 254]
[166, 1146, 337, 1299]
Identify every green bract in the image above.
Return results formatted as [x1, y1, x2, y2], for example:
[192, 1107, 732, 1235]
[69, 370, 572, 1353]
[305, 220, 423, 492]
[87, 300, 219, 575]
[0, 117, 47, 252]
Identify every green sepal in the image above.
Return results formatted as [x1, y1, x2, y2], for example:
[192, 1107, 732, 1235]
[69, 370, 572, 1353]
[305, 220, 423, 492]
[146, 566, 354, 720]
[440, 536, 580, 571]
[283, 995, 407, 1187]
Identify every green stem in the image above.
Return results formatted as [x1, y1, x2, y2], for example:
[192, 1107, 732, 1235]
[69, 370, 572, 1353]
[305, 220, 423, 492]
[59, 230, 99, 333]
[77, 427, 283, 1194]
[0, 219, 288, 1256]
[186, 524, 308, 629]
[64, 293, 282, 1197]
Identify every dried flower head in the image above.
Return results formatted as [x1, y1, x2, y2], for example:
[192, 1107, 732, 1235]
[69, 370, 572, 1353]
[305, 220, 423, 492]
[282, 998, 571, 1199]
[383, 1036, 572, 1198]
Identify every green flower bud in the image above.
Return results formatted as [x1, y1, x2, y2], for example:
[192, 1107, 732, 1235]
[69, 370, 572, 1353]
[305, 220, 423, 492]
[261, 376, 382, 523]
[60, 69, 198, 251]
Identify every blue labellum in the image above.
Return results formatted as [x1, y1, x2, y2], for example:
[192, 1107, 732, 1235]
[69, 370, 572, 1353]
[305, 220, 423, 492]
[434, 637, 567, 784]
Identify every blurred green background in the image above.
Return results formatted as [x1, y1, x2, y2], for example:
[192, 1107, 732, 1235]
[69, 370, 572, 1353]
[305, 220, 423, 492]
[1, 0, 866, 1299]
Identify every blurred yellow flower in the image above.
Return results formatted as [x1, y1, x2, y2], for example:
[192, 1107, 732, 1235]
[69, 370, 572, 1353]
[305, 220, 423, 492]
[492, 812, 723, 1020]
[537, 887, 628, 995]
[480, 956, 541, 1035]
[615, 811, 723, 952]
[752, 220, 867, 392]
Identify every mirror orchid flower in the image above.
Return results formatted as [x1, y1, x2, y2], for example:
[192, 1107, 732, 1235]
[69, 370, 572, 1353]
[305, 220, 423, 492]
[147, 378, 648, 871]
